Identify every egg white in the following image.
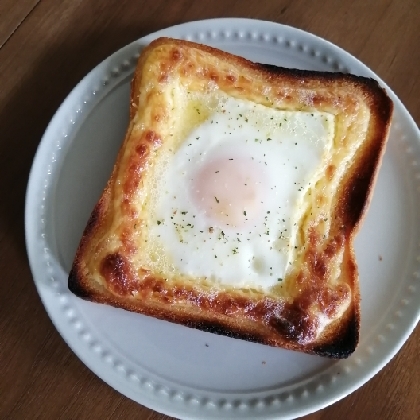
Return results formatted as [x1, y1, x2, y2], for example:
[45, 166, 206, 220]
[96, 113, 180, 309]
[145, 94, 335, 290]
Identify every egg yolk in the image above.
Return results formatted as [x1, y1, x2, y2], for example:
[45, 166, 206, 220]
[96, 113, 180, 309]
[191, 154, 268, 229]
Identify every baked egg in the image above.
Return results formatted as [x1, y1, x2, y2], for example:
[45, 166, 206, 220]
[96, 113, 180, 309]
[142, 93, 335, 290]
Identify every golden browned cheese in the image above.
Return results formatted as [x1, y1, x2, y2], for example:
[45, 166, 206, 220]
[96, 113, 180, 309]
[69, 37, 393, 358]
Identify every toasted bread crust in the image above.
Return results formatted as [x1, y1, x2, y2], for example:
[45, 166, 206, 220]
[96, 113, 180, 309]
[68, 37, 393, 358]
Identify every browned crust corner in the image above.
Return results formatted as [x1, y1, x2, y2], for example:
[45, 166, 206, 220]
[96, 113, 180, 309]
[312, 305, 359, 359]
[68, 265, 91, 299]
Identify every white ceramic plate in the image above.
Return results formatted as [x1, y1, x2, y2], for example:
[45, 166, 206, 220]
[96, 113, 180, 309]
[25, 19, 420, 419]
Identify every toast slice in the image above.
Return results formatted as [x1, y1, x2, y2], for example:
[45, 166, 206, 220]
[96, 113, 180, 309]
[68, 37, 393, 358]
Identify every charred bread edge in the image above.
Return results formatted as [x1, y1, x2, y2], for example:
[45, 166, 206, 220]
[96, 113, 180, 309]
[68, 38, 393, 359]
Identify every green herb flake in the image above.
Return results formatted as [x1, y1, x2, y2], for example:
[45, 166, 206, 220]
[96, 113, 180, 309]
[215, 196, 219, 203]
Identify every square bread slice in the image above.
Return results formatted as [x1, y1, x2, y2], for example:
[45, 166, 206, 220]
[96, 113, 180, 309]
[69, 37, 393, 358]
